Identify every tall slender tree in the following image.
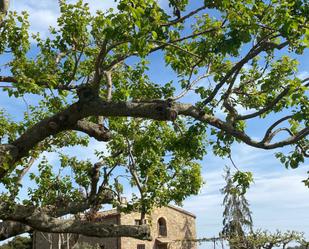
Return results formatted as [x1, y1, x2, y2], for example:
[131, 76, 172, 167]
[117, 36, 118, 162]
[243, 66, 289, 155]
[221, 167, 253, 249]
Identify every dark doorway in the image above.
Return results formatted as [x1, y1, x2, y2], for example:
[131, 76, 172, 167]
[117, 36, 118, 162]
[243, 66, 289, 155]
[157, 217, 167, 237]
[157, 244, 168, 249]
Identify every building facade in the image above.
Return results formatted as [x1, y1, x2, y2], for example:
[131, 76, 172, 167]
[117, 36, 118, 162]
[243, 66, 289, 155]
[34, 206, 197, 249]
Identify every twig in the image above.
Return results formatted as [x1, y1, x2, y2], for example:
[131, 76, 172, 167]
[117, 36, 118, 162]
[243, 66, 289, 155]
[172, 73, 211, 100]
[160, 5, 206, 27]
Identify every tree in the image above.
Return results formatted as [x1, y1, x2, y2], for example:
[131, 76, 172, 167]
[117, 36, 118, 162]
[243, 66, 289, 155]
[220, 167, 306, 249]
[221, 167, 253, 249]
[229, 230, 306, 249]
[0, 0, 308, 242]
[0, 236, 32, 249]
[195, 173, 307, 249]
[288, 244, 309, 249]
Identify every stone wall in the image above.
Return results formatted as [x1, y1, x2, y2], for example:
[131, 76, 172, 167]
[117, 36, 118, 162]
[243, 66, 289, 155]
[33, 214, 120, 249]
[120, 206, 197, 249]
[33, 206, 196, 249]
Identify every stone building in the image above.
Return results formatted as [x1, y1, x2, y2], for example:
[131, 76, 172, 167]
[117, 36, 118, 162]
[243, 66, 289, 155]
[34, 205, 197, 249]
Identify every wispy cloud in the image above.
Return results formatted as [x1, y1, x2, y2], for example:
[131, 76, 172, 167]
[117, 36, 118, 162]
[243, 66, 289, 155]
[297, 70, 309, 80]
[27, 137, 108, 175]
[10, 0, 118, 39]
[183, 145, 309, 243]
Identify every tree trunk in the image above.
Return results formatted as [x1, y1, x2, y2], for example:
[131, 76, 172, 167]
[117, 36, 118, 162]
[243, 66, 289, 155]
[0, 0, 9, 14]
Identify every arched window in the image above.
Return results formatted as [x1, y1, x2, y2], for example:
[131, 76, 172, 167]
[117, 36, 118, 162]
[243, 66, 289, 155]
[158, 217, 167, 237]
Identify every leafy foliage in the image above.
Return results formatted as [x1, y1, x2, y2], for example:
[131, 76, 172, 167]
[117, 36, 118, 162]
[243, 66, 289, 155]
[227, 230, 306, 249]
[0, 236, 32, 249]
[220, 166, 307, 249]
[221, 167, 253, 248]
[0, 0, 308, 240]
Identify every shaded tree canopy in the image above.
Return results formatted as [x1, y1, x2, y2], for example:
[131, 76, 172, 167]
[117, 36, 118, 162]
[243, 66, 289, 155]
[0, 0, 308, 241]
[0, 236, 32, 249]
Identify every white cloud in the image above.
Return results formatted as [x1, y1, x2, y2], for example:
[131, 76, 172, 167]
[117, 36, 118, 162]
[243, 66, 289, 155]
[10, 0, 59, 38]
[62, 138, 108, 162]
[184, 177, 309, 247]
[28, 137, 108, 174]
[8, 0, 172, 40]
[9, 0, 118, 39]
[182, 145, 309, 247]
[82, 0, 118, 13]
[248, 171, 309, 207]
[297, 71, 309, 80]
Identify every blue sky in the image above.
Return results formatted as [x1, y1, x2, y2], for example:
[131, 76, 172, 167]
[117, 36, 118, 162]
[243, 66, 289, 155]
[0, 1, 308, 248]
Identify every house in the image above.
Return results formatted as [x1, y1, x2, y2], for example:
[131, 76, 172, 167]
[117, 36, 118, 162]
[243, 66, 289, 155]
[33, 205, 197, 249]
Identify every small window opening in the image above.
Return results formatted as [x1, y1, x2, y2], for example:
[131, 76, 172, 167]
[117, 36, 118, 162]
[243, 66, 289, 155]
[158, 217, 167, 237]
[137, 244, 145, 249]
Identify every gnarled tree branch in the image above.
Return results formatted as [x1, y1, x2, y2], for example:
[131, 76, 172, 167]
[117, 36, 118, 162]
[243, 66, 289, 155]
[0, 221, 31, 241]
[1, 97, 308, 180]
[0, 201, 150, 241]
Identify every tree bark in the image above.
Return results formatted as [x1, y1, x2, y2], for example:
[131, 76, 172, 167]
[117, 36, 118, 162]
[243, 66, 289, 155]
[1, 98, 307, 180]
[0, 221, 31, 241]
[0, 200, 151, 241]
[0, 0, 9, 14]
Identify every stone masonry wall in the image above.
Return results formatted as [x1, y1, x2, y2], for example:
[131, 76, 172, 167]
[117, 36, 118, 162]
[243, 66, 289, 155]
[120, 206, 197, 249]
[34, 206, 196, 249]
[34, 214, 119, 249]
